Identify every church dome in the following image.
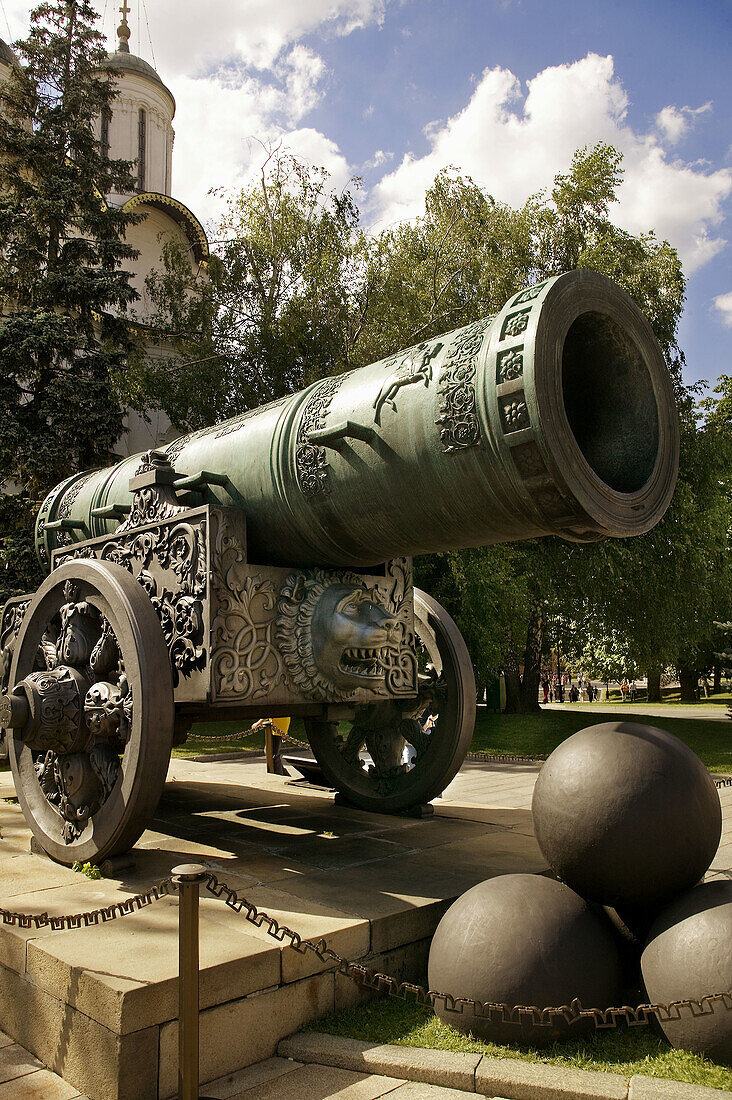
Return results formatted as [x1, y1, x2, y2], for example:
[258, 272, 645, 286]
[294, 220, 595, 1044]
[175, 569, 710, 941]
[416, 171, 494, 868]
[105, 50, 175, 114]
[103, 10, 175, 117]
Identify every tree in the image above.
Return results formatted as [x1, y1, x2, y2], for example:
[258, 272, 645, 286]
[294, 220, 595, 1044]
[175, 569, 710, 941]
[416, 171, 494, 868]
[0, 0, 139, 602]
[142, 148, 367, 430]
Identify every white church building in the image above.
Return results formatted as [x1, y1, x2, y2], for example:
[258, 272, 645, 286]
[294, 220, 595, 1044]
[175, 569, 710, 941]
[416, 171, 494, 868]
[0, 3, 211, 458]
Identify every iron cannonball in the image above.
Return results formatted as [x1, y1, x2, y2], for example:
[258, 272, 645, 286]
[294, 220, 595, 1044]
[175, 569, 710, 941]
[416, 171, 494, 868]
[531, 723, 721, 908]
[641, 881, 732, 1064]
[427, 874, 623, 1045]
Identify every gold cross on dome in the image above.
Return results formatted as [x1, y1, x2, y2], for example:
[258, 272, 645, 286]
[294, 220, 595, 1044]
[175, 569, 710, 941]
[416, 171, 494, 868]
[119, 0, 130, 25]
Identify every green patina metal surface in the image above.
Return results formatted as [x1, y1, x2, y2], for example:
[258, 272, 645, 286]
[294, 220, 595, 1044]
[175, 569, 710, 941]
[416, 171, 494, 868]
[36, 270, 679, 571]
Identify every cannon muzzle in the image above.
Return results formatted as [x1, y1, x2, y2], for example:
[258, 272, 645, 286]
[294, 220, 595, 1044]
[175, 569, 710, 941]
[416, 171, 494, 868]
[36, 270, 679, 569]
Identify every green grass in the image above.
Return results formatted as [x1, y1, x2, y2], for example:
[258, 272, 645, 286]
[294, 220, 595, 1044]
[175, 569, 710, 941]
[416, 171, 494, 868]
[603, 688, 731, 706]
[306, 996, 732, 1091]
[175, 707, 731, 774]
[471, 708, 731, 773]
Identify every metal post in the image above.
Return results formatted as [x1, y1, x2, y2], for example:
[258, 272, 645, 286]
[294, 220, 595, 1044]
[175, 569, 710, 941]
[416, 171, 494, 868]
[172, 864, 208, 1100]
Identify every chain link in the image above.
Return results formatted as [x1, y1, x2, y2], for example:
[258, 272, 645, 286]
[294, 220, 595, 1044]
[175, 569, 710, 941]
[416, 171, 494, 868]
[186, 728, 732, 786]
[466, 751, 548, 765]
[191, 721, 310, 747]
[0, 878, 175, 930]
[0, 866, 729, 1035]
[202, 871, 732, 1033]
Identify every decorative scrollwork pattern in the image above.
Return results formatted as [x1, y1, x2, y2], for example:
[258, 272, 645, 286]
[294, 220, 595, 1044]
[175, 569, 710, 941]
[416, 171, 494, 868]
[57, 515, 208, 689]
[210, 514, 285, 699]
[436, 317, 494, 453]
[295, 374, 353, 498]
[1, 600, 30, 695]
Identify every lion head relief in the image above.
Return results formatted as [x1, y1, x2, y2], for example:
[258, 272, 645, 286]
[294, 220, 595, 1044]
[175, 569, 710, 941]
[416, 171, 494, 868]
[276, 570, 400, 701]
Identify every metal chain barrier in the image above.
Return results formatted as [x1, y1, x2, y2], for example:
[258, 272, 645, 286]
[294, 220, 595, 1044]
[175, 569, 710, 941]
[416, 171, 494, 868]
[0, 750, 728, 1098]
[0, 763, 727, 1050]
[202, 870, 732, 1033]
[467, 751, 548, 765]
[187, 728, 732, 785]
[191, 720, 310, 747]
[0, 877, 176, 930]
[0, 864, 730, 1036]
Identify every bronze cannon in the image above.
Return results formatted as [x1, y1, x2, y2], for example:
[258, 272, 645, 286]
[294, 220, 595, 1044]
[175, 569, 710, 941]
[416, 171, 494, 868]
[0, 270, 679, 865]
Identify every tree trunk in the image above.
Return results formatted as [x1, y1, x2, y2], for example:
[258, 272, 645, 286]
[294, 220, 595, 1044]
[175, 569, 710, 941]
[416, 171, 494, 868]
[646, 668, 662, 703]
[678, 668, 699, 703]
[503, 636, 522, 713]
[519, 602, 543, 713]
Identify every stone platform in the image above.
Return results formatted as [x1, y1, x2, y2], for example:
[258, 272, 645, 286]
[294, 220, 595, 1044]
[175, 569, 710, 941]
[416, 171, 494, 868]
[0, 755, 547, 1100]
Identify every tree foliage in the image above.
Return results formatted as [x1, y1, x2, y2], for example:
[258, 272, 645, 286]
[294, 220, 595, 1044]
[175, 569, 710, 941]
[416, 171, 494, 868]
[0, 0, 140, 601]
[142, 147, 365, 430]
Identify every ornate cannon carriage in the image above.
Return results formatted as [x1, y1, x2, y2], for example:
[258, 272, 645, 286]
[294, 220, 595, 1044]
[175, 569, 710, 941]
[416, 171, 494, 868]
[0, 271, 679, 865]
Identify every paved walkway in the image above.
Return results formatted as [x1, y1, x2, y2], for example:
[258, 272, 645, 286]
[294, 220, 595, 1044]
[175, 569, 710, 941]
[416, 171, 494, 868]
[0, 1027, 84, 1099]
[542, 701, 730, 722]
[0, 1035, 488, 1099]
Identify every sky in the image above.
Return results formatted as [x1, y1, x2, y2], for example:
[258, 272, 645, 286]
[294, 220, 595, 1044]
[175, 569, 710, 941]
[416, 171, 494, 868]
[3, 0, 731, 387]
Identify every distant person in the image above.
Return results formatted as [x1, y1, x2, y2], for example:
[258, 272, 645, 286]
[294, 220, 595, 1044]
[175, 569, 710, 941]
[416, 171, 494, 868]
[587, 682, 594, 702]
[629, 679, 636, 702]
[569, 684, 579, 702]
[621, 679, 629, 702]
[541, 677, 549, 704]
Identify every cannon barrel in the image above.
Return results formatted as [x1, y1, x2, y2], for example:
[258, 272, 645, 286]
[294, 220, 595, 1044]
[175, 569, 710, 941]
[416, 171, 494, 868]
[36, 270, 679, 570]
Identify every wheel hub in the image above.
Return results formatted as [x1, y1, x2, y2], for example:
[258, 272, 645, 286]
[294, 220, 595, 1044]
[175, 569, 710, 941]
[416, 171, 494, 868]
[11, 665, 90, 754]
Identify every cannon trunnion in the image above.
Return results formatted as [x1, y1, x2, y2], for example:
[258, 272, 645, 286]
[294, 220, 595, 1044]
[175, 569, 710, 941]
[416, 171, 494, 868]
[1, 271, 679, 865]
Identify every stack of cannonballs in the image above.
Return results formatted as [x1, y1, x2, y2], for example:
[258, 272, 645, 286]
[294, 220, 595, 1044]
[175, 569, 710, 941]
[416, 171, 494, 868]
[428, 722, 731, 1061]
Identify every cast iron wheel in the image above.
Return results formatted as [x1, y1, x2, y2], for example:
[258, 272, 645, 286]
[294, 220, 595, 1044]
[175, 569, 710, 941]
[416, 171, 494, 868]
[304, 588, 475, 813]
[7, 559, 174, 865]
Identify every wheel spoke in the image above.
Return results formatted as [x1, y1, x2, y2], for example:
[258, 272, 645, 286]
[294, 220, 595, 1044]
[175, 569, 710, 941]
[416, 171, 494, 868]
[305, 589, 475, 812]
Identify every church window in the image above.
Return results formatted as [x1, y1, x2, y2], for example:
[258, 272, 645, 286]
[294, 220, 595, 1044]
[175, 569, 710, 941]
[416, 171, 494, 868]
[137, 108, 147, 191]
[101, 107, 111, 158]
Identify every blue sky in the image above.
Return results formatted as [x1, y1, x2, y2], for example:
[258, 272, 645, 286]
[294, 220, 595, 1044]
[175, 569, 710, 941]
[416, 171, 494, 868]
[6, 0, 731, 387]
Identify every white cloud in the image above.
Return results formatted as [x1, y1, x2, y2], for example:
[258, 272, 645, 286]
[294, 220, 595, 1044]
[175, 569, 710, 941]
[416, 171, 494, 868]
[97, 0, 386, 74]
[3, 10, 729, 279]
[655, 102, 711, 145]
[170, 60, 350, 226]
[4, 0, 388, 71]
[274, 46, 327, 124]
[713, 291, 732, 328]
[363, 149, 393, 169]
[370, 54, 732, 274]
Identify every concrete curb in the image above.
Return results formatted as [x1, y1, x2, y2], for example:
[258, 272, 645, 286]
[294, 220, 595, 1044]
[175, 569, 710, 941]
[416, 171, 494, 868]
[278, 1032, 731, 1099]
